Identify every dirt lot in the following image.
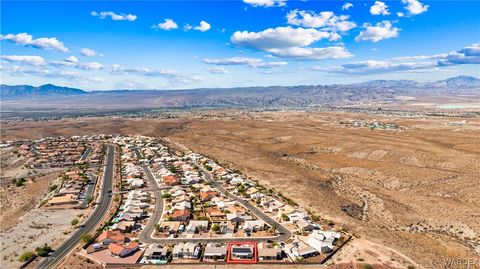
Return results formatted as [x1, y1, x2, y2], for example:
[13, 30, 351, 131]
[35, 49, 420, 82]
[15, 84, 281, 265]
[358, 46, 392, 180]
[0, 207, 83, 268]
[0, 169, 61, 232]
[1, 111, 479, 269]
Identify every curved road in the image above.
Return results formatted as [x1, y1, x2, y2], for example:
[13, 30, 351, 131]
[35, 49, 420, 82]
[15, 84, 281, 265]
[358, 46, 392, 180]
[35, 145, 115, 269]
[138, 160, 291, 244]
[197, 169, 292, 242]
[138, 164, 164, 244]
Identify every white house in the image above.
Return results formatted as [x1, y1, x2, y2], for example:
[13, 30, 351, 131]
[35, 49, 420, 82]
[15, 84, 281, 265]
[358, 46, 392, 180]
[185, 220, 209, 234]
[172, 242, 199, 259]
[305, 230, 341, 253]
[242, 220, 265, 232]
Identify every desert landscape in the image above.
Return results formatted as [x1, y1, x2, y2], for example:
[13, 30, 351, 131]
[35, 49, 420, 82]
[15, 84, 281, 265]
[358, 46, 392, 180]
[2, 110, 479, 268]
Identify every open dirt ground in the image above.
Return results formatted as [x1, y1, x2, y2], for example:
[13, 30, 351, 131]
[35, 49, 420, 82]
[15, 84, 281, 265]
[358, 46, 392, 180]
[0, 207, 83, 268]
[1, 111, 479, 269]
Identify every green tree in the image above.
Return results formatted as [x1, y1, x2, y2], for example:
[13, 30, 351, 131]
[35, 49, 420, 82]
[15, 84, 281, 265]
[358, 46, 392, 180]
[85, 196, 93, 204]
[81, 234, 93, 243]
[211, 224, 220, 233]
[12, 178, 27, 187]
[35, 244, 52, 257]
[49, 184, 58, 192]
[71, 218, 79, 226]
[161, 193, 172, 199]
[18, 251, 35, 262]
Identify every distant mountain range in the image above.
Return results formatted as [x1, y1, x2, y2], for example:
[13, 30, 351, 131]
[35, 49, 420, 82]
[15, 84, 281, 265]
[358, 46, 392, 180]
[2, 76, 479, 99]
[1, 84, 86, 98]
[1, 76, 479, 110]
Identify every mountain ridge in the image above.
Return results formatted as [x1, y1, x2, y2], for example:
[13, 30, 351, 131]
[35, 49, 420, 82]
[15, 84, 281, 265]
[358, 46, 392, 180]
[1, 76, 479, 109]
[2, 75, 479, 98]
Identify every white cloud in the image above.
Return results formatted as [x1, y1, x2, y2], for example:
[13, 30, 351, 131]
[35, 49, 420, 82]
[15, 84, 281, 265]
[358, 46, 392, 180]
[286, 9, 356, 32]
[321, 60, 436, 75]
[65, 56, 79, 63]
[91, 11, 137, 21]
[207, 67, 229, 74]
[243, 0, 286, 7]
[397, 12, 405, 17]
[203, 57, 262, 66]
[255, 61, 288, 68]
[231, 26, 353, 61]
[202, 57, 287, 68]
[50, 57, 103, 70]
[77, 62, 104, 70]
[3, 66, 103, 83]
[355, 21, 399, 42]
[0, 33, 69, 52]
[184, 24, 193, 31]
[439, 43, 480, 66]
[402, 0, 429, 16]
[231, 26, 331, 50]
[152, 19, 178, 30]
[342, 2, 353, 10]
[268, 46, 353, 60]
[109, 64, 204, 85]
[319, 44, 480, 75]
[1, 55, 45, 66]
[194, 21, 211, 32]
[370, 1, 390, 16]
[80, 48, 101, 57]
[328, 32, 342, 42]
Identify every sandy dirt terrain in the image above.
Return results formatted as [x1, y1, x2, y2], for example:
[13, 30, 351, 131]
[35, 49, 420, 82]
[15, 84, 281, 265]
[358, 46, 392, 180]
[0, 207, 83, 268]
[1, 111, 479, 269]
[0, 169, 61, 232]
[0, 148, 85, 268]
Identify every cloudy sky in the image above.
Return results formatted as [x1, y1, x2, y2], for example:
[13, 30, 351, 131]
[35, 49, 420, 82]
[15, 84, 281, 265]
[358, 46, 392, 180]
[1, 0, 479, 90]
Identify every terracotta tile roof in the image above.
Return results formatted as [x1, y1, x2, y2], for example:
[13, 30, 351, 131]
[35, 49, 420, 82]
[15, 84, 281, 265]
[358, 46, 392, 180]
[163, 175, 179, 185]
[109, 242, 125, 255]
[171, 209, 191, 218]
[98, 231, 126, 243]
[199, 191, 216, 200]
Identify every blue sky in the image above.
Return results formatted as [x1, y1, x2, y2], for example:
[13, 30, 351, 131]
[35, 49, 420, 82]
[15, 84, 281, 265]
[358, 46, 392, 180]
[1, 0, 479, 90]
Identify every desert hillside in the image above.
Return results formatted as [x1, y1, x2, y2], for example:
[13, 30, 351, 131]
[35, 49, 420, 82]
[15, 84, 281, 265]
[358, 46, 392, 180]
[1, 111, 479, 268]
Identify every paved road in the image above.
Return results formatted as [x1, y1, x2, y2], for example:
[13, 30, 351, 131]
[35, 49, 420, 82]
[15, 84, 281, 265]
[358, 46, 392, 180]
[80, 146, 92, 161]
[139, 167, 292, 244]
[79, 173, 97, 209]
[137, 164, 164, 243]
[200, 169, 292, 242]
[35, 145, 115, 269]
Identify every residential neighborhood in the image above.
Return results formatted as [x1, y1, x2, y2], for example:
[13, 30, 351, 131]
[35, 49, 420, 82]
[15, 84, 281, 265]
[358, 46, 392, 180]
[4, 135, 350, 267]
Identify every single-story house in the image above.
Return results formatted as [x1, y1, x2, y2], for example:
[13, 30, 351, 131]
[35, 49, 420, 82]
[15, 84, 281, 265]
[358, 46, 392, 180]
[258, 248, 282, 260]
[172, 242, 199, 259]
[143, 244, 170, 262]
[185, 220, 208, 234]
[167, 209, 191, 222]
[109, 242, 139, 258]
[231, 245, 254, 260]
[242, 220, 265, 232]
[97, 230, 126, 245]
[306, 230, 341, 253]
[203, 245, 227, 261]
